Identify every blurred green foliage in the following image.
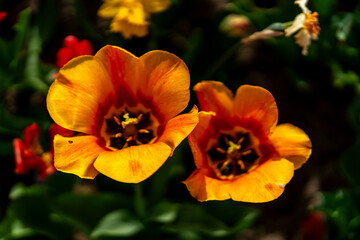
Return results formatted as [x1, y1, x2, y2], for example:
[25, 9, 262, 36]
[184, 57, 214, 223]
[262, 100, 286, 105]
[1, 0, 360, 239]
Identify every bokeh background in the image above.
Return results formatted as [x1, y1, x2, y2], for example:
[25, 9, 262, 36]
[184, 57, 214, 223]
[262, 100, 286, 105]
[1, 0, 360, 239]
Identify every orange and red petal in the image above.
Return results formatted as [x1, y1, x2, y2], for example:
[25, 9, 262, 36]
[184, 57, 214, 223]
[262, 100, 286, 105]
[13, 138, 27, 174]
[233, 85, 278, 135]
[23, 123, 41, 149]
[184, 158, 294, 202]
[156, 106, 198, 151]
[49, 123, 74, 155]
[94, 142, 172, 183]
[187, 111, 216, 169]
[139, 50, 190, 122]
[47, 55, 114, 134]
[193, 81, 234, 118]
[183, 169, 232, 201]
[53, 135, 105, 179]
[94, 45, 140, 107]
[270, 123, 312, 169]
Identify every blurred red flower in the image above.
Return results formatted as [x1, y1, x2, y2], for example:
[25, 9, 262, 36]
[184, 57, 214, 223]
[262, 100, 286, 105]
[13, 123, 74, 179]
[301, 211, 326, 240]
[0, 11, 6, 22]
[56, 35, 94, 69]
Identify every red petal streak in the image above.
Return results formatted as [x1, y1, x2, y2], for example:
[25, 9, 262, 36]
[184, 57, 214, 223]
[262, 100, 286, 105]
[23, 123, 41, 149]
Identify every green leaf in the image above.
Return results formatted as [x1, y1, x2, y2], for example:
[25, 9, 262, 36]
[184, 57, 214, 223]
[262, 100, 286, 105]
[166, 204, 231, 237]
[11, 8, 31, 70]
[317, 190, 360, 239]
[332, 63, 360, 91]
[232, 210, 260, 232]
[333, 13, 354, 42]
[148, 202, 179, 224]
[53, 191, 132, 232]
[0, 209, 37, 239]
[9, 183, 46, 200]
[24, 27, 48, 93]
[90, 209, 143, 238]
[8, 184, 74, 240]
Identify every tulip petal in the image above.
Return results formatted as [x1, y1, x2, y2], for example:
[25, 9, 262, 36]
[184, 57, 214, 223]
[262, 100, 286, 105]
[230, 158, 294, 202]
[183, 169, 232, 201]
[184, 158, 294, 202]
[94, 142, 172, 183]
[187, 111, 216, 169]
[233, 85, 278, 134]
[193, 81, 234, 118]
[53, 135, 105, 179]
[95, 45, 139, 106]
[47, 56, 114, 134]
[270, 123, 312, 169]
[139, 50, 190, 122]
[157, 106, 199, 150]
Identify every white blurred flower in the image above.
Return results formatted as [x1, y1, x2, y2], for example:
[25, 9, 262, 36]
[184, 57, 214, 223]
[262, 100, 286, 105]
[285, 0, 320, 55]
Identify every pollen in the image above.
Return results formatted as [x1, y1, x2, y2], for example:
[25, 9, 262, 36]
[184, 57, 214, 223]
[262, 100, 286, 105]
[304, 12, 320, 36]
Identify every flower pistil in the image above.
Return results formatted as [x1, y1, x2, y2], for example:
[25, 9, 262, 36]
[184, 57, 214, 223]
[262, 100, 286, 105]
[103, 107, 157, 150]
[207, 128, 266, 180]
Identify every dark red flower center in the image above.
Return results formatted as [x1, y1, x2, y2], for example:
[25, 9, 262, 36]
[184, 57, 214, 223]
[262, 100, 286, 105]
[207, 131, 260, 179]
[105, 108, 156, 150]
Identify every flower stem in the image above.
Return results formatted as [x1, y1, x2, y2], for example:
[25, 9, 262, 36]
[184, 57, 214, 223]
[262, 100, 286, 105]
[134, 183, 146, 219]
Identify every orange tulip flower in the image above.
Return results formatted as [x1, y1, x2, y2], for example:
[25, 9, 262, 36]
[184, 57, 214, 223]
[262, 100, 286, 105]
[183, 81, 311, 202]
[47, 45, 198, 183]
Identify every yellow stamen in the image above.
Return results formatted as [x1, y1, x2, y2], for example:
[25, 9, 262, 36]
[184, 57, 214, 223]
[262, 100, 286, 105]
[242, 149, 252, 155]
[138, 129, 149, 134]
[238, 160, 246, 171]
[216, 147, 226, 154]
[237, 137, 245, 145]
[113, 116, 121, 125]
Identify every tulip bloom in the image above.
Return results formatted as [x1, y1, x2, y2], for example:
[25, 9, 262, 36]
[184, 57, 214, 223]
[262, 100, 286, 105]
[98, 0, 171, 38]
[13, 123, 73, 179]
[56, 35, 94, 69]
[47, 45, 198, 183]
[184, 81, 311, 202]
